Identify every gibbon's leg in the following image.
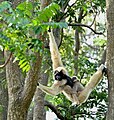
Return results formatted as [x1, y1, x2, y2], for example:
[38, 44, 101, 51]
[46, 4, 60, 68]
[72, 93, 80, 105]
[62, 85, 80, 105]
[72, 81, 84, 105]
[38, 83, 62, 96]
[48, 31, 63, 70]
[78, 64, 105, 104]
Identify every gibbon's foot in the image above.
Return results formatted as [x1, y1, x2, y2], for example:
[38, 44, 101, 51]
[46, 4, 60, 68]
[37, 83, 39, 86]
[70, 103, 79, 108]
[71, 102, 80, 106]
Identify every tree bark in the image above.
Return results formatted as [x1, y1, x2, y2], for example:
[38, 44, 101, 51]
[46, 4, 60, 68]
[5, 51, 24, 120]
[33, 0, 51, 120]
[74, 29, 80, 75]
[0, 51, 8, 120]
[106, 0, 114, 119]
[5, 51, 42, 120]
[74, 10, 85, 75]
[33, 72, 48, 120]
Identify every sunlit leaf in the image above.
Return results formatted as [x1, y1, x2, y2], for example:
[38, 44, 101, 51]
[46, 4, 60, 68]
[20, 61, 28, 68]
[17, 1, 33, 11]
[23, 64, 30, 72]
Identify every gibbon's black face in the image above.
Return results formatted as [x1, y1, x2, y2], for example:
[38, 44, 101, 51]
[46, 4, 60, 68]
[54, 70, 66, 81]
[54, 70, 74, 88]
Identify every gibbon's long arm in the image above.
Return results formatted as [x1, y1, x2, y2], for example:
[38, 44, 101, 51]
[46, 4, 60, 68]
[38, 83, 62, 96]
[48, 31, 63, 70]
[78, 64, 105, 104]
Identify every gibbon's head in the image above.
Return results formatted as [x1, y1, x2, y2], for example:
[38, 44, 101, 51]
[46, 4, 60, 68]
[54, 67, 68, 81]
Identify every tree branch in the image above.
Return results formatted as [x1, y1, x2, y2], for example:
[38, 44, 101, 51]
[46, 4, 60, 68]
[22, 53, 42, 109]
[61, 0, 70, 12]
[68, 23, 103, 35]
[44, 101, 66, 120]
[82, 41, 100, 50]
[0, 52, 13, 68]
[89, 13, 97, 27]
[100, 49, 106, 65]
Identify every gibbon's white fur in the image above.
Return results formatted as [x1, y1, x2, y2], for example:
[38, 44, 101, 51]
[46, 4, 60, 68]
[38, 31, 106, 105]
[48, 32, 64, 70]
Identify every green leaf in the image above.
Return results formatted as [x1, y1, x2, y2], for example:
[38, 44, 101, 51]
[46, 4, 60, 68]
[37, 3, 60, 22]
[59, 22, 68, 28]
[17, 1, 33, 11]
[20, 61, 28, 69]
[23, 64, 30, 72]
[25, 10, 32, 17]
[0, 1, 12, 12]
[34, 26, 42, 34]
[32, 19, 40, 26]
[42, 22, 68, 29]
[18, 17, 30, 26]
[19, 59, 26, 66]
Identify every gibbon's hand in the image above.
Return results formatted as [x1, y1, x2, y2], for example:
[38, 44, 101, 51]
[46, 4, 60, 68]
[37, 82, 39, 86]
[102, 67, 107, 76]
[48, 28, 51, 32]
[98, 64, 107, 76]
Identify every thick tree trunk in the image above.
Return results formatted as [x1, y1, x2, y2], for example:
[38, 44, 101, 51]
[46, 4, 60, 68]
[106, 0, 114, 119]
[5, 51, 42, 120]
[5, 51, 24, 120]
[0, 51, 8, 120]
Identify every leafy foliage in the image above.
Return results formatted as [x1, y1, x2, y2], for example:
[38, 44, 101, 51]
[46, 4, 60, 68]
[0, 0, 107, 119]
[0, 1, 67, 72]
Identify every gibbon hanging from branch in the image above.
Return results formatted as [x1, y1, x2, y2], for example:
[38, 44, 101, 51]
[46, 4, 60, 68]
[38, 30, 106, 105]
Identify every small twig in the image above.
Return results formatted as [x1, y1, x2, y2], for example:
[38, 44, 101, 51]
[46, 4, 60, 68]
[0, 52, 12, 68]
[61, 0, 70, 12]
[58, 1, 77, 21]
[82, 41, 100, 50]
[89, 1, 97, 27]
[89, 13, 97, 27]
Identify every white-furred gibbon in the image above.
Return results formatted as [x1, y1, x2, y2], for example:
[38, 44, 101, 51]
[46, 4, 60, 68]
[38, 30, 106, 105]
